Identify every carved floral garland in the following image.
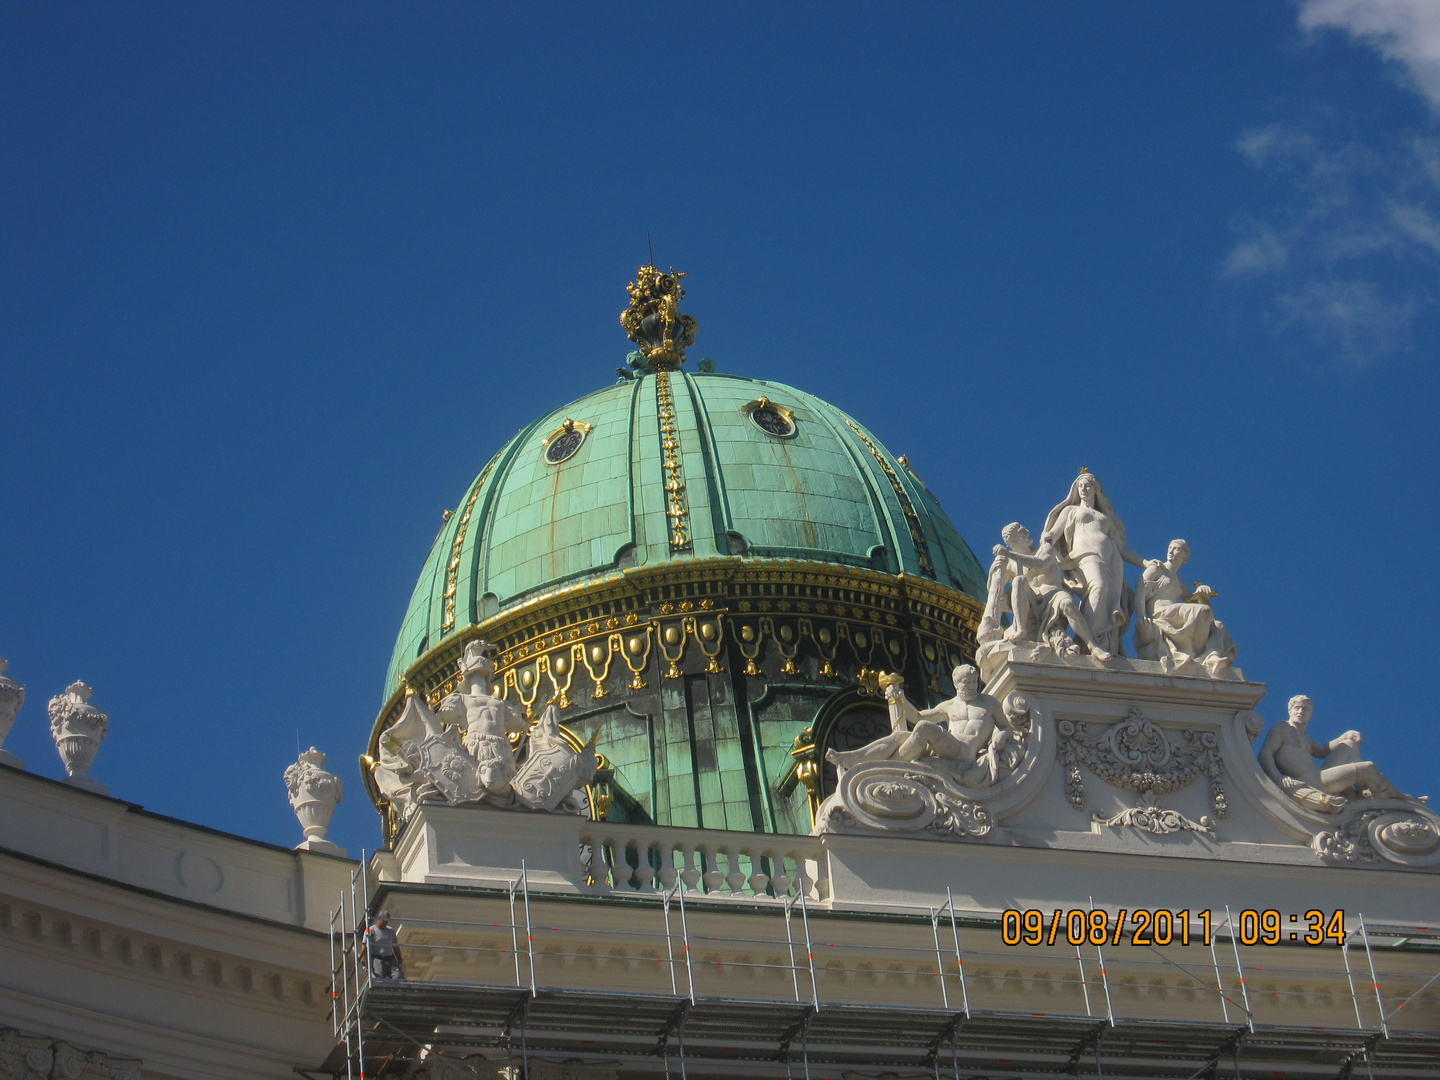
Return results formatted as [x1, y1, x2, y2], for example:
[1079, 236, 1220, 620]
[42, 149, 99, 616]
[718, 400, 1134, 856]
[1058, 709, 1228, 819]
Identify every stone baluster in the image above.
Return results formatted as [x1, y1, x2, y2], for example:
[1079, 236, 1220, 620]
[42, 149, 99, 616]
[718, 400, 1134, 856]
[0, 658, 25, 769]
[770, 851, 794, 898]
[47, 681, 108, 795]
[283, 748, 347, 856]
[747, 847, 772, 896]
[724, 846, 748, 894]
[700, 841, 724, 892]
[679, 842, 702, 889]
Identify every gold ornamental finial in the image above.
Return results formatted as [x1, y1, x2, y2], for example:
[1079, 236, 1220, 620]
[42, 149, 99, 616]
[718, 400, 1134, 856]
[620, 265, 697, 371]
[1079, 466, 1089, 475]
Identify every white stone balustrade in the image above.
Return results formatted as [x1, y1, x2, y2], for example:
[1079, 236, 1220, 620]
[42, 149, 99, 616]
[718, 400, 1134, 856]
[578, 819, 825, 900]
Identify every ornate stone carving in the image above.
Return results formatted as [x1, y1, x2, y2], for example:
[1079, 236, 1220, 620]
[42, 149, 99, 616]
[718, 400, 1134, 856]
[51, 1042, 142, 1080]
[1313, 807, 1440, 869]
[1058, 709, 1227, 822]
[1133, 539, 1238, 676]
[0, 1030, 140, 1080]
[814, 666, 1029, 838]
[374, 642, 598, 823]
[0, 657, 25, 769]
[284, 747, 346, 856]
[814, 761, 993, 839]
[1095, 790, 1213, 835]
[0, 1027, 53, 1080]
[47, 681, 108, 795]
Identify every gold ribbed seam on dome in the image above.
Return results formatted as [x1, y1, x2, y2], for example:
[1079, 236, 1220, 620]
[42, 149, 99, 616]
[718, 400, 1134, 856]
[442, 451, 503, 633]
[834, 413, 935, 577]
[655, 371, 692, 551]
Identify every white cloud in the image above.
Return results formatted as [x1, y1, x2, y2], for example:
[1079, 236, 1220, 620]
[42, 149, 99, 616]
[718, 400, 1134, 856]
[1222, 121, 1438, 364]
[1223, 226, 1289, 277]
[1300, 0, 1440, 109]
[1220, 5, 1440, 366]
[1275, 280, 1414, 364]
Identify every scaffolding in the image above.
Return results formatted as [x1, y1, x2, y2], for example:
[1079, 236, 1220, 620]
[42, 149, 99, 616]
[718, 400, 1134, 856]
[321, 866, 1440, 1080]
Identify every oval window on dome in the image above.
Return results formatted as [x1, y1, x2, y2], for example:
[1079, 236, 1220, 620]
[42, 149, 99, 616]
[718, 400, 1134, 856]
[742, 396, 796, 439]
[542, 419, 591, 465]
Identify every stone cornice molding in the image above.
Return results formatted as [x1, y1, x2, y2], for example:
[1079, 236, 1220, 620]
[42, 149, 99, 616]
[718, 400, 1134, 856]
[1, 887, 325, 1012]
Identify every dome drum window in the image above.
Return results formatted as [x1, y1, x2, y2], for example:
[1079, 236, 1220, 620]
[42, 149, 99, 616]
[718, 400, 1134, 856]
[742, 396, 796, 438]
[542, 419, 592, 464]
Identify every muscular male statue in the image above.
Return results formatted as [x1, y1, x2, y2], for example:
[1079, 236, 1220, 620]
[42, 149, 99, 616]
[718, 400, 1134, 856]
[1258, 694, 1405, 808]
[826, 664, 1007, 776]
[991, 523, 1112, 660]
[436, 640, 528, 796]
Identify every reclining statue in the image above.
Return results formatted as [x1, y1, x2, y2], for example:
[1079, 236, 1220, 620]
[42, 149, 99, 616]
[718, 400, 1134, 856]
[1258, 694, 1411, 813]
[825, 665, 1028, 787]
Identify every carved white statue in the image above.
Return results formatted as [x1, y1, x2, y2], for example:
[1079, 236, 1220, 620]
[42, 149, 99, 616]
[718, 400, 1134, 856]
[373, 639, 599, 824]
[510, 706, 599, 814]
[0, 658, 25, 769]
[827, 665, 1017, 785]
[980, 523, 1114, 660]
[437, 640, 528, 796]
[1040, 470, 1145, 657]
[814, 667, 1028, 839]
[1258, 695, 1411, 813]
[284, 747, 346, 856]
[1133, 539, 1237, 675]
[47, 681, 109, 795]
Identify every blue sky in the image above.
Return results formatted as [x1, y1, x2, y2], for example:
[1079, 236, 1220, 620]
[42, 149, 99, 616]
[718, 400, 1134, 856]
[3, 2, 1438, 859]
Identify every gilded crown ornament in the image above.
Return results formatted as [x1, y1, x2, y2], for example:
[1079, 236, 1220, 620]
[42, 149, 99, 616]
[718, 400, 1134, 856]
[620, 265, 697, 371]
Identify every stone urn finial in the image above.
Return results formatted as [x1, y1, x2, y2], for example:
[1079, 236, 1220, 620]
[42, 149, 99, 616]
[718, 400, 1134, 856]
[0, 658, 26, 769]
[48, 680, 109, 795]
[284, 747, 346, 856]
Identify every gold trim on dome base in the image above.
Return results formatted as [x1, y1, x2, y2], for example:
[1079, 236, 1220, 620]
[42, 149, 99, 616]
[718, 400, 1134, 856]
[363, 556, 982, 816]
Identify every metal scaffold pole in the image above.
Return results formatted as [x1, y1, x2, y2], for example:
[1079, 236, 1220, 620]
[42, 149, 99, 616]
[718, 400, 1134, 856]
[663, 882, 680, 997]
[797, 876, 818, 1010]
[1357, 912, 1389, 1038]
[1223, 905, 1255, 1033]
[677, 880, 695, 1004]
[1341, 922, 1365, 1029]
[1088, 897, 1114, 1026]
[1207, 921, 1229, 1024]
[352, 854, 367, 1078]
[930, 906, 949, 1010]
[945, 888, 969, 1017]
[508, 877, 521, 987]
[783, 893, 801, 1003]
[521, 860, 537, 995]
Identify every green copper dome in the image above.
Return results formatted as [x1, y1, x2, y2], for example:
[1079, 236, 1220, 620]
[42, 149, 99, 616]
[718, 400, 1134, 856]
[383, 371, 984, 699]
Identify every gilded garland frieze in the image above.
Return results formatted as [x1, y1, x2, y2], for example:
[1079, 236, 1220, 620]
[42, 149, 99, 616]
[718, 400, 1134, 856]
[834, 415, 936, 577]
[364, 558, 982, 814]
[654, 371, 692, 551]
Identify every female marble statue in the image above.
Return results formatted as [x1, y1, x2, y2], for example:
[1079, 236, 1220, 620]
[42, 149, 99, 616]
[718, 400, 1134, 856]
[1133, 539, 1237, 675]
[1040, 471, 1145, 657]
